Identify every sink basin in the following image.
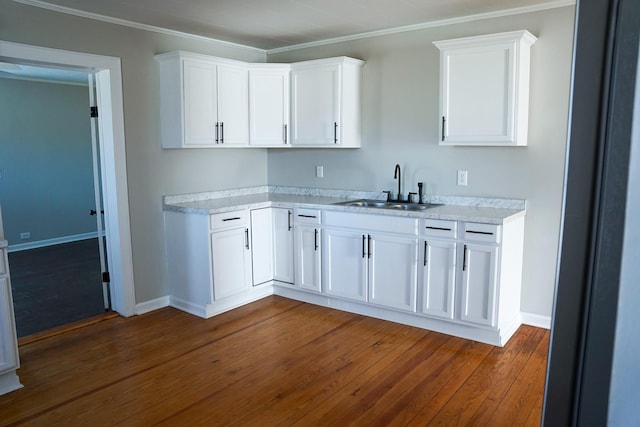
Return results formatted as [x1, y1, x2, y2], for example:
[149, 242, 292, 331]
[333, 199, 441, 211]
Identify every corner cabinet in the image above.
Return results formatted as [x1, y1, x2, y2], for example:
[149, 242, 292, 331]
[248, 65, 291, 147]
[434, 30, 537, 146]
[290, 57, 364, 147]
[156, 52, 249, 148]
[0, 241, 21, 396]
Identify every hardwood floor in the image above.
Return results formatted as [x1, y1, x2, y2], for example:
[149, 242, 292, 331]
[0, 296, 549, 426]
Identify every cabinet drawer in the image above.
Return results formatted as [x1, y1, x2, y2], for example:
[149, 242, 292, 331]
[421, 219, 457, 239]
[210, 210, 249, 231]
[324, 211, 417, 235]
[294, 208, 321, 225]
[0, 249, 6, 275]
[462, 222, 501, 244]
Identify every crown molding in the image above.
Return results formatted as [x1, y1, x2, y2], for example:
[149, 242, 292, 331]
[12, 0, 575, 56]
[11, 0, 267, 55]
[266, 0, 575, 54]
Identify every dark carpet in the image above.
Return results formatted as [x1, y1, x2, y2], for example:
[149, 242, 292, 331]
[8, 238, 106, 338]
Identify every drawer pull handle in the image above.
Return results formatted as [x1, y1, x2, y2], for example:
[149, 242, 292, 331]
[284, 124, 287, 144]
[362, 235, 366, 258]
[215, 122, 219, 144]
[334, 122, 338, 144]
[222, 217, 241, 222]
[425, 226, 452, 231]
[245, 228, 250, 249]
[288, 210, 292, 231]
[367, 235, 372, 259]
[466, 230, 494, 236]
[297, 214, 317, 218]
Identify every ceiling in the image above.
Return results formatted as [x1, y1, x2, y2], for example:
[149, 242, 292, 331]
[18, 0, 572, 51]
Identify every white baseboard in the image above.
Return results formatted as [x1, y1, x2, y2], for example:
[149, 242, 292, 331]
[521, 312, 551, 329]
[136, 296, 170, 315]
[7, 231, 104, 252]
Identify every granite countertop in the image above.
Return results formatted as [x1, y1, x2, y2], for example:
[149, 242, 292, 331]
[163, 186, 526, 225]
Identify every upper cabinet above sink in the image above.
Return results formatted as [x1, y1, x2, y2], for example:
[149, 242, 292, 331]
[434, 30, 537, 147]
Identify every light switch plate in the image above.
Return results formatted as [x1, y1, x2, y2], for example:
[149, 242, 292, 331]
[316, 166, 324, 178]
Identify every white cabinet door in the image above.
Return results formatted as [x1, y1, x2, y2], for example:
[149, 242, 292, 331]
[323, 228, 367, 301]
[217, 64, 249, 146]
[211, 226, 252, 300]
[459, 243, 498, 327]
[249, 67, 289, 146]
[434, 31, 536, 146]
[420, 239, 457, 319]
[291, 64, 340, 146]
[250, 208, 274, 286]
[368, 234, 418, 312]
[183, 59, 218, 147]
[273, 208, 294, 284]
[294, 225, 321, 292]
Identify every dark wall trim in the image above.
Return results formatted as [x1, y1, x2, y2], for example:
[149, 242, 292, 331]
[543, 0, 640, 424]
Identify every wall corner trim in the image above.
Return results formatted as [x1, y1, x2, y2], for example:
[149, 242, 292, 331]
[135, 296, 170, 315]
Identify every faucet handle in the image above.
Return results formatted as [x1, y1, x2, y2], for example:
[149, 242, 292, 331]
[408, 192, 418, 204]
[382, 190, 392, 202]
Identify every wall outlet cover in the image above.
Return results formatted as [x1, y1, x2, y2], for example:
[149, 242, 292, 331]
[457, 170, 468, 186]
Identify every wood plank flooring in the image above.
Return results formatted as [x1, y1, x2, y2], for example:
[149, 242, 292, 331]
[0, 296, 549, 426]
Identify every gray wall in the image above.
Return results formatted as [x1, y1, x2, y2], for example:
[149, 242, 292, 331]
[0, 0, 268, 303]
[267, 7, 575, 318]
[0, 78, 97, 244]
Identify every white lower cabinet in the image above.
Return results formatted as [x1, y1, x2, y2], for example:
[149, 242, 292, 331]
[323, 211, 418, 312]
[293, 209, 322, 292]
[272, 208, 294, 284]
[165, 203, 524, 346]
[210, 212, 253, 300]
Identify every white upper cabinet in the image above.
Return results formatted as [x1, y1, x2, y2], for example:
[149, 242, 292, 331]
[290, 57, 364, 148]
[157, 52, 249, 148]
[249, 65, 290, 147]
[434, 30, 537, 146]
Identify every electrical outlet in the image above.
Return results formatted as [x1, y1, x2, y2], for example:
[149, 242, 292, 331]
[316, 165, 324, 178]
[457, 170, 468, 186]
[20, 232, 31, 239]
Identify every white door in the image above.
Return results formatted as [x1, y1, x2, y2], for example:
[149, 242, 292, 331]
[250, 208, 274, 286]
[217, 64, 249, 146]
[323, 228, 367, 301]
[441, 44, 515, 143]
[294, 225, 321, 292]
[183, 59, 218, 146]
[459, 243, 498, 326]
[368, 234, 418, 312]
[249, 68, 289, 146]
[0, 275, 19, 374]
[291, 65, 340, 145]
[211, 227, 252, 300]
[420, 239, 457, 319]
[272, 208, 294, 284]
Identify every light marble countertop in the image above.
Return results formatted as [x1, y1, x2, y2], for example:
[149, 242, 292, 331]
[163, 186, 526, 225]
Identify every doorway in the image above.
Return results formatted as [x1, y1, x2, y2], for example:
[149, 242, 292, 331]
[0, 40, 135, 319]
[0, 66, 110, 337]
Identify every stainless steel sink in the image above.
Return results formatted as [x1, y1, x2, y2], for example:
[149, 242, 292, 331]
[333, 199, 441, 211]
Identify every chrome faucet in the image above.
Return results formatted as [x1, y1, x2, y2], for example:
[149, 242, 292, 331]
[394, 164, 403, 201]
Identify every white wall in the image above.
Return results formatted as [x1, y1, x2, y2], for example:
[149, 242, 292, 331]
[267, 6, 575, 318]
[0, 0, 268, 303]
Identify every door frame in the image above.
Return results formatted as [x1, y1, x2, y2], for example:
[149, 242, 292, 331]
[0, 40, 135, 317]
